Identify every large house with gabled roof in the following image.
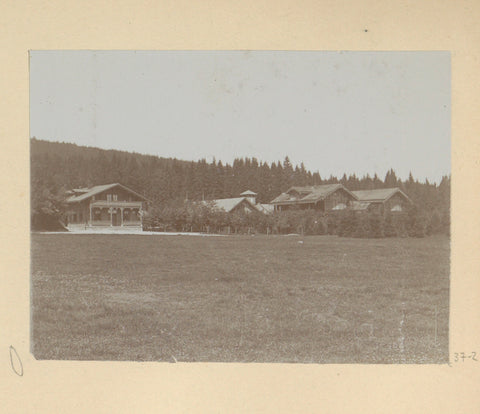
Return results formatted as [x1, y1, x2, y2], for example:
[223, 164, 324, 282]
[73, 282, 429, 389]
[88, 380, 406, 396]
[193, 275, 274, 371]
[270, 184, 412, 215]
[270, 184, 358, 212]
[65, 183, 150, 231]
[351, 188, 412, 214]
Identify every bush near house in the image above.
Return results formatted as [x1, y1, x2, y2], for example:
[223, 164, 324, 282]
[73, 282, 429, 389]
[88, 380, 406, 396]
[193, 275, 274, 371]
[334, 209, 427, 239]
[142, 200, 447, 239]
[31, 187, 68, 231]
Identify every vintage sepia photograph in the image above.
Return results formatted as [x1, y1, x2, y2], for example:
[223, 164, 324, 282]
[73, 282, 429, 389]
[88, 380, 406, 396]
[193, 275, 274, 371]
[30, 50, 450, 363]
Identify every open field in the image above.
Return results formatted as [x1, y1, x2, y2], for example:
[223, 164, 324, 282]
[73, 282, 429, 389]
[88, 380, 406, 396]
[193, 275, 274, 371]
[31, 233, 449, 363]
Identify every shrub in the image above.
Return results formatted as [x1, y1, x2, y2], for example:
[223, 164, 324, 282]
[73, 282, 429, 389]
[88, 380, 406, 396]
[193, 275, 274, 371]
[352, 214, 369, 238]
[426, 209, 442, 236]
[337, 211, 357, 237]
[410, 215, 426, 238]
[307, 214, 327, 235]
[367, 213, 385, 238]
[384, 214, 397, 237]
[326, 215, 338, 235]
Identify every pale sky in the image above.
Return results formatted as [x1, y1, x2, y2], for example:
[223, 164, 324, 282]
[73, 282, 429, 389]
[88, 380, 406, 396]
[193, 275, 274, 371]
[30, 51, 450, 183]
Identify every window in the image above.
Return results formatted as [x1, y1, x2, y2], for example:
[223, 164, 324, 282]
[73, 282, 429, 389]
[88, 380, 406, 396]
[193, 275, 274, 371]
[107, 194, 112, 202]
[113, 194, 118, 201]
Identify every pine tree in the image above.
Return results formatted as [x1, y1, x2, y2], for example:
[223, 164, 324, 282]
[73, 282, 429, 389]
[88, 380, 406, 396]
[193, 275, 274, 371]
[282, 156, 294, 189]
[373, 173, 382, 189]
[384, 169, 398, 188]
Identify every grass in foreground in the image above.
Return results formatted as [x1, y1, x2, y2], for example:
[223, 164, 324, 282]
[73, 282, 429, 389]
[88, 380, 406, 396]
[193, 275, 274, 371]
[31, 233, 449, 363]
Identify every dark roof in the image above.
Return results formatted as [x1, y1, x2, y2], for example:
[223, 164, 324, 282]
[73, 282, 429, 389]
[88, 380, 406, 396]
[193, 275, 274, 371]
[270, 184, 356, 204]
[66, 183, 150, 203]
[352, 188, 411, 203]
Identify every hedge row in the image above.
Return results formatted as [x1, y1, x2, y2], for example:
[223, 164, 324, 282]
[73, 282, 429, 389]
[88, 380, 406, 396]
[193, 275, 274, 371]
[143, 202, 449, 238]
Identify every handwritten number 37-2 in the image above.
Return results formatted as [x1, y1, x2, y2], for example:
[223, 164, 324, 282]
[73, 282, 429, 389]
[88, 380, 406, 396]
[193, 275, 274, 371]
[453, 352, 477, 362]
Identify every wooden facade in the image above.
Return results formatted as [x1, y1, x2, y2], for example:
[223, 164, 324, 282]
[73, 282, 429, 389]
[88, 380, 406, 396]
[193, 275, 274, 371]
[352, 188, 412, 215]
[270, 184, 357, 212]
[65, 183, 149, 231]
[271, 185, 412, 215]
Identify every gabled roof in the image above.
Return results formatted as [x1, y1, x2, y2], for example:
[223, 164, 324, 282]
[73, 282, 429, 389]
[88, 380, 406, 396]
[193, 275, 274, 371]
[212, 197, 248, 212]
[270, 184, 357, 204]
[202, 197, 258, 213]
[352, 187, 411, 203]
[66, 183, 150, 203]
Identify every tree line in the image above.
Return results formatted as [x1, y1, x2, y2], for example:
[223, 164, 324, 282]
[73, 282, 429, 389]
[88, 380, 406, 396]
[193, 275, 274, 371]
[30, 138, 450, 237]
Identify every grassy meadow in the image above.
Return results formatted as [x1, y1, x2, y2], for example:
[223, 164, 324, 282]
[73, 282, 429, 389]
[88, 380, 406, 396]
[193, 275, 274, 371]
[31, 233, 449, 363]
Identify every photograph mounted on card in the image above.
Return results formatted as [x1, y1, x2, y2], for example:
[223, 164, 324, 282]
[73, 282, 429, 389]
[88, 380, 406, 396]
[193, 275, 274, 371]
[29, 50, 450, 363]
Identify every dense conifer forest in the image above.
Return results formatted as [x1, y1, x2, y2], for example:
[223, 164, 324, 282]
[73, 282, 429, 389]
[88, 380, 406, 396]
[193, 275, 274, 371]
[30, 138, 450, 236]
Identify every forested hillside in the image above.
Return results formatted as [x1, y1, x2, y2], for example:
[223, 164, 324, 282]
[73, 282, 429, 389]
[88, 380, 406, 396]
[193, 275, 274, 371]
[30, 138, 450, 235]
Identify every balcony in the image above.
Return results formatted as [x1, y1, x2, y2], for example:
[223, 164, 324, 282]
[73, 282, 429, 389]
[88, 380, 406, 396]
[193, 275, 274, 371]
[90, 200, 143, 208]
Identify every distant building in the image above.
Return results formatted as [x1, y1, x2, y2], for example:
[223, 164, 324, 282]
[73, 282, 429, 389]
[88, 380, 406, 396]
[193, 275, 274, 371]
[205, 196, 259, 214]
[270, 184, 357, 212]
[351, 188, 412, 214]
[65, 183, 150, 231]
[204, 189, 272, 215]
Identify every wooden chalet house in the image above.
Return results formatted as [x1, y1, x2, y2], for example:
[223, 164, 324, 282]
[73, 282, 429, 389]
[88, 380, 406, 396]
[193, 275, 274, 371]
[65, 183, 149, 231]
[270, 184, 412, 215]
[351, 188, 412, 214]
[270, 184, 357, 212]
